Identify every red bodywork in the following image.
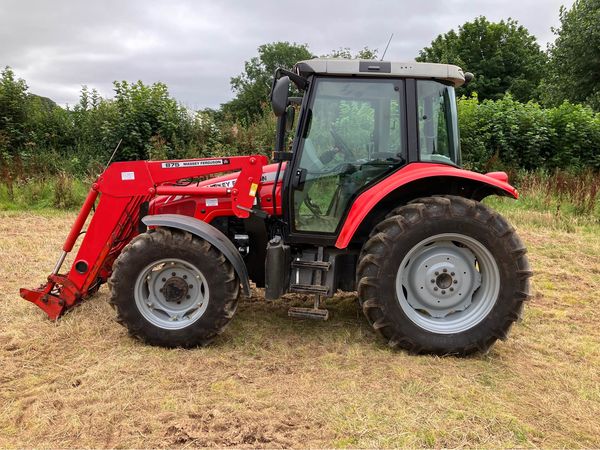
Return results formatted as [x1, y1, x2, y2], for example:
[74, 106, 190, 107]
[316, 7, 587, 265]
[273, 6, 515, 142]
[20, 155, 516, 320]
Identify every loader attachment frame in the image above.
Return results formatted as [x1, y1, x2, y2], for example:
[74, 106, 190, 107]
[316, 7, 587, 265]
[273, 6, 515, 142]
[20, 155, 267, 319]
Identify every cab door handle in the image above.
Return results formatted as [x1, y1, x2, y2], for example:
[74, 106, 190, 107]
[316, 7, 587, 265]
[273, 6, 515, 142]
[292, 168, 307, 190]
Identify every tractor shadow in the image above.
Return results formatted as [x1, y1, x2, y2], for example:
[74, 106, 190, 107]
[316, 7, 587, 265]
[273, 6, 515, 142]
[214, 289, 380, 351]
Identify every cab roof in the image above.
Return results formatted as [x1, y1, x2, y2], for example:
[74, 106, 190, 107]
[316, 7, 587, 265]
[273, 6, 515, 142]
[295, 58, 467, 87]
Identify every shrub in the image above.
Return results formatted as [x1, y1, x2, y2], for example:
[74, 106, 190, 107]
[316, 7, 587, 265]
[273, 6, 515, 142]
[458, 95, 600, 171]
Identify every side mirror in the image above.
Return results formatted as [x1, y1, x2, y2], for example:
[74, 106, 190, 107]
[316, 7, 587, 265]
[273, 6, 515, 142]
[464, 72, 474, 85]
[285, 106, 295, 132]
[271, 76, 290, 117]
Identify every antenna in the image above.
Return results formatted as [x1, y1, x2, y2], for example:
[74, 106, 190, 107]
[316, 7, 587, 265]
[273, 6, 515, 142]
[106, 138, 123, 168]
[380, 33, 394, 61]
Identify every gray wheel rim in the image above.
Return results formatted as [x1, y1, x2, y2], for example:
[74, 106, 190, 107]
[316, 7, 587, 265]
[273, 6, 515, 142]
[395, 233, 500, 334]
[134, 258, 209, 330]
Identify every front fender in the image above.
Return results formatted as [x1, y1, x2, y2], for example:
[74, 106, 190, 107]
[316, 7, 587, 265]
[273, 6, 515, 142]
[335, 163, 518, 249]
[142, 214, 250, 296]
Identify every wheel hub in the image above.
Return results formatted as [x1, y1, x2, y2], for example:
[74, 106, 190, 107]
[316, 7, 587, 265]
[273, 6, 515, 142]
[162, 277, 189, 303]
[435, 272, 453, 289]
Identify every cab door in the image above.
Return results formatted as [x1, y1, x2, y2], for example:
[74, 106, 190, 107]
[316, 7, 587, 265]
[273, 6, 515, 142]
[285, 77, 407, 242]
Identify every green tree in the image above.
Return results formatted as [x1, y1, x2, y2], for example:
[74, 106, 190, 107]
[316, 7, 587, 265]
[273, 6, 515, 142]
[26, 94, 73, 154]
[543, 0, 600, 110]
[417, 17, 547, 102]
[110, 80, 194, 161]
[325, 46, 378, 59]
[0, 67, 29, 156]
[69, 86, 120, 170]
[222, 42, 313, 124]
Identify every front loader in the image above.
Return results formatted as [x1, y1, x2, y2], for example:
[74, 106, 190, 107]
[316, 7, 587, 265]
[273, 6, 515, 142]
[20, 59, 532, 355]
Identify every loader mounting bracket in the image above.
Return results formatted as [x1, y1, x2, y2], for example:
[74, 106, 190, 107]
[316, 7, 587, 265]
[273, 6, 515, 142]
[19, 274, 82, 320]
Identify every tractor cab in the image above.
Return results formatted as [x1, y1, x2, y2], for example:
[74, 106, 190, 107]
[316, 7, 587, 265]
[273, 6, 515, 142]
[270, 59, 469, 239]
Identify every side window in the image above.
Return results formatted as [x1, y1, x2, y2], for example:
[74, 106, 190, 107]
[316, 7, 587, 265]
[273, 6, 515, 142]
[293, 79, 405, 233]
[417, 80, 458, 164]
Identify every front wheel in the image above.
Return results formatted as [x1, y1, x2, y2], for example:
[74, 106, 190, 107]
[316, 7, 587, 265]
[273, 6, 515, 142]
[357, 196, 531, 355]
[108, 228, 240, 347]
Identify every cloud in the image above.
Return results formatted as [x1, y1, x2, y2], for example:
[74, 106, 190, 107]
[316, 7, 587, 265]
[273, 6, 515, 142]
[0, 0, 573, 108]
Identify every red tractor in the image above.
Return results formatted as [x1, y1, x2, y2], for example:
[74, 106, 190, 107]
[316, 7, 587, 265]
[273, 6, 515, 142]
[21, 59, 531, 355]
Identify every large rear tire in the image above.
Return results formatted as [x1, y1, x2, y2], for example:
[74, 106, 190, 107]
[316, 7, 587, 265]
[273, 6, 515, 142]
[357, 196, 531, 355]
[109, 228, 240, 348]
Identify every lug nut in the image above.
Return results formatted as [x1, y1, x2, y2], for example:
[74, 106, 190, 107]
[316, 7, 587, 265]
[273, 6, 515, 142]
[434, 287, 438, 291]
[171, 272, 176, 276]
[453, 280, 458, 284]
[443, 268, 447, 273]
[431, 279, 435, 283]
[441, 290, 446, 294]
[183, 275, 187, 279]
[450, 287, 454, 292]
[162, 278, 166, 282]
[435, 271, 439, 275]
[451, 272, 455, 276]
[189, 284, 193, 288]
[186, 295, 191, 299]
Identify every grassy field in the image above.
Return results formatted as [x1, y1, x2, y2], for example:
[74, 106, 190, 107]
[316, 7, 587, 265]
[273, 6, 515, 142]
[0, 205, 599, 448]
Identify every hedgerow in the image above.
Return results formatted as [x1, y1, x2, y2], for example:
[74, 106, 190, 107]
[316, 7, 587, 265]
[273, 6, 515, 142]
[1, 67, 600, 185]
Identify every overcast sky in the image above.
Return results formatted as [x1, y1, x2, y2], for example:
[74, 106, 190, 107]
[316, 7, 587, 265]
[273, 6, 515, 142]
[0, 0, 574, 109]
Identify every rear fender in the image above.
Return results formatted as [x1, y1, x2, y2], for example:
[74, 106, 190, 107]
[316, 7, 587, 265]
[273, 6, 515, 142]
[335, 163, 518, 249]
[142, 214, 250, 296]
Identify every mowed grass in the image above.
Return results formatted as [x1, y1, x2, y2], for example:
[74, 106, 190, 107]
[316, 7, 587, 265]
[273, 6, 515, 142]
[0, 208, 599, 448]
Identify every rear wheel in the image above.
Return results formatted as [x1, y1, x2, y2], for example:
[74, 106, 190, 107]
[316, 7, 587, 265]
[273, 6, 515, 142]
[357, 196, 531, 355]
[109, 228, 239, 347]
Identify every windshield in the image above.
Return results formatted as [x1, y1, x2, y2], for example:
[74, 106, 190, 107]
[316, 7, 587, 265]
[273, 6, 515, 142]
[292, 77, 405, 233]
[417, 80, 460, 165]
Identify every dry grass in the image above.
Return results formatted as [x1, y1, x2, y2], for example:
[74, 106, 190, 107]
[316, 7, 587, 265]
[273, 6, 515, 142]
[1, 209, 599, 448]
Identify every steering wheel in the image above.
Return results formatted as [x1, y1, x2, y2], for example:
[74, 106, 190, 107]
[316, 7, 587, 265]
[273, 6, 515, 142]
[329, 128, 355, 160]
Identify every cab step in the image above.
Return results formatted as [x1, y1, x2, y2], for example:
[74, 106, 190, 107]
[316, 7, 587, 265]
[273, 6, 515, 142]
[288, 306, 329, 321]
[291, 260, 331, 270]
[289, 283, 329, 295]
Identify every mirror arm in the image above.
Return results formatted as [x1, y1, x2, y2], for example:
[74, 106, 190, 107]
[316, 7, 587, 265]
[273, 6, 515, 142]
[273, 68, 309, 91]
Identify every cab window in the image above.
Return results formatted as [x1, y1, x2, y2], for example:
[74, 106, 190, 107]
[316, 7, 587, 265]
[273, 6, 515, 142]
[293, 78, 405, 233]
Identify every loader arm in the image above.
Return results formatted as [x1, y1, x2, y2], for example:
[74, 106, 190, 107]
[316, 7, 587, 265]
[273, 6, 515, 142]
[20, 155, 267, 320]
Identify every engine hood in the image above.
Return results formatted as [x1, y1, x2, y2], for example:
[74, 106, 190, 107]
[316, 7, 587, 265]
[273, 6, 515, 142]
[198, 162, 285, 188]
